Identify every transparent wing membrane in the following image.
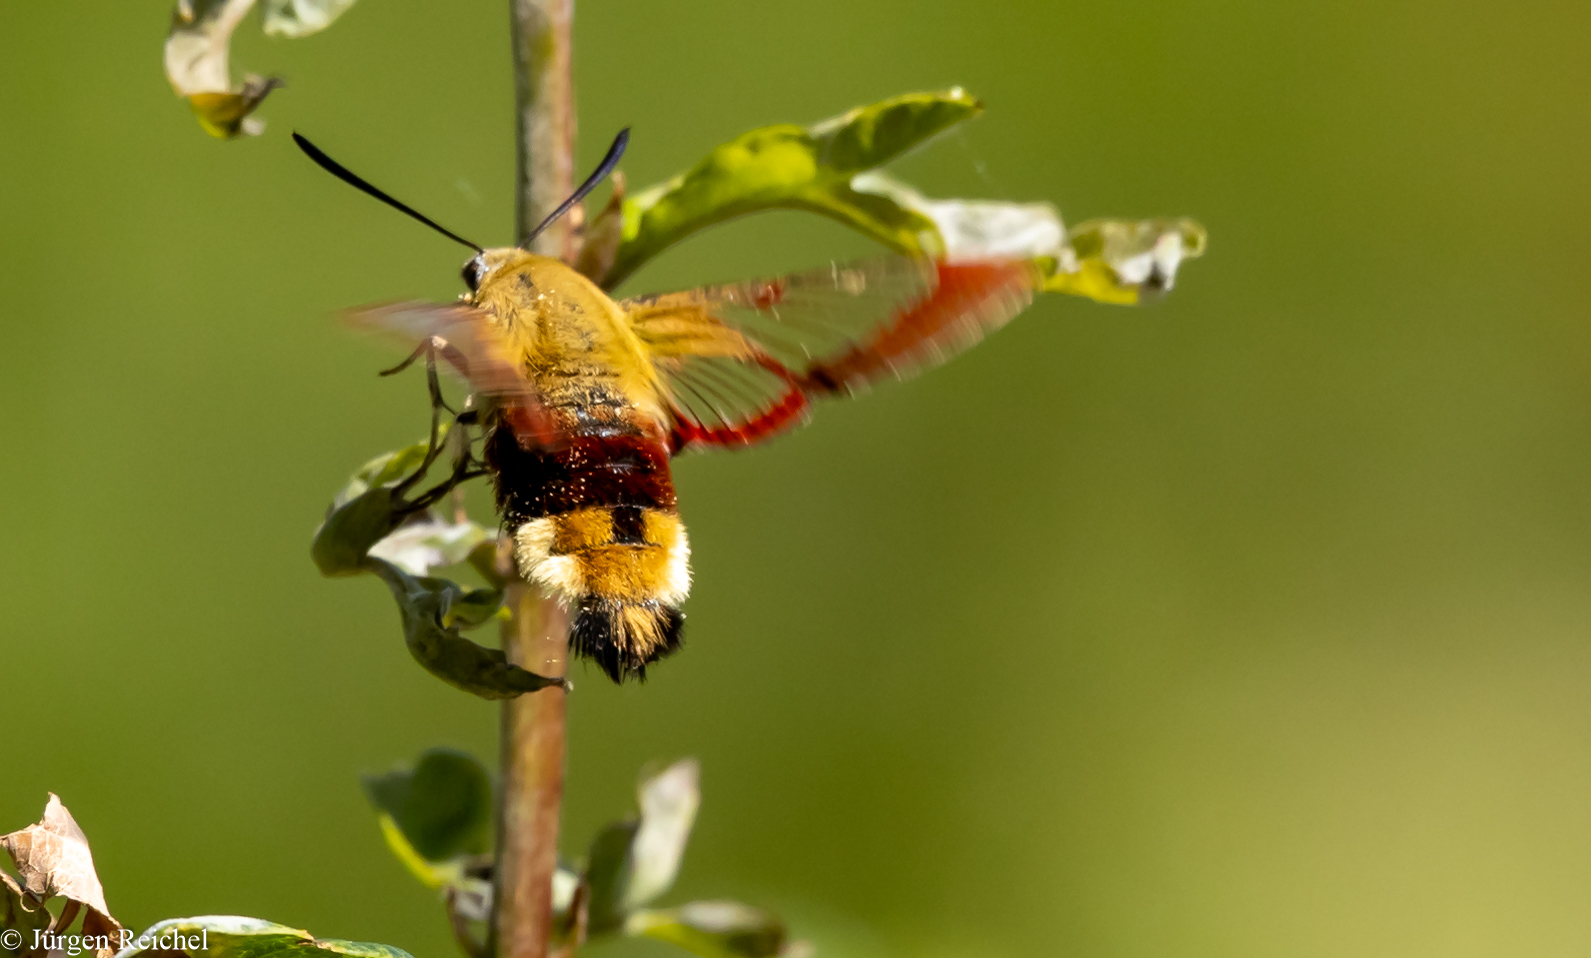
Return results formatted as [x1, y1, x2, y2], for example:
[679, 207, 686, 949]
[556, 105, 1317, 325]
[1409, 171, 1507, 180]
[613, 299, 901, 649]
[347, 301, 560, 449]
[624, 257, 1040, 450]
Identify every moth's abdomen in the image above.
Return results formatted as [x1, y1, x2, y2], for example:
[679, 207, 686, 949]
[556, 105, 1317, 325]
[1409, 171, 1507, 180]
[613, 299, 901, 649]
[488, 428, 677, 518]
[513, 505, 689, 682]
[487, 424, 689, 682]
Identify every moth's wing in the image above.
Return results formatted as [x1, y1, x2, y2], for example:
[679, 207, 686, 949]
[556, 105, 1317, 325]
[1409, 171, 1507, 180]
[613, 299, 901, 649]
[347, 301, 560, 449]
[621, 258, 1041, 451]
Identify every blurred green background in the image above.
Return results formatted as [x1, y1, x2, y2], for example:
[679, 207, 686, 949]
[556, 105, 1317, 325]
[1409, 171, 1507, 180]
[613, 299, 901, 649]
[4, 0, 1591, 956]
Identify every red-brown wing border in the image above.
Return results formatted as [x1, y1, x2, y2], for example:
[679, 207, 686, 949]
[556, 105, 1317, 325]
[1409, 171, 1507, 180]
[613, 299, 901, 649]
[623, 258, 1041, 453]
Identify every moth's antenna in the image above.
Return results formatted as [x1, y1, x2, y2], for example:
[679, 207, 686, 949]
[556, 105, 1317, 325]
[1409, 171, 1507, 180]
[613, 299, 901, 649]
[523, 127, 630, 247]
[292, 132, 484, 254]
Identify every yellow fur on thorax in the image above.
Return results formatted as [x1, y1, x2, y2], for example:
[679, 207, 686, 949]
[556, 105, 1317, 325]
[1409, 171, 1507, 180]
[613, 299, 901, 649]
[469, 249, 668, 424]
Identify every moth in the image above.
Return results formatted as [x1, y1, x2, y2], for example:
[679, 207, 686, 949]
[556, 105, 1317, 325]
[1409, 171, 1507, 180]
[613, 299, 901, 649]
[295, 129, 1041, 683]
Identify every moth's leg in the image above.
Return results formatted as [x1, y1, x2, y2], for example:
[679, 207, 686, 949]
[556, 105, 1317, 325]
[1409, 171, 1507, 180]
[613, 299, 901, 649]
[400, 406, 490, 515]
[394, 344, 492, 514]
[395, 345, 452, 498]
[379, 340, 428, 378]
[424, 347, 459, 417]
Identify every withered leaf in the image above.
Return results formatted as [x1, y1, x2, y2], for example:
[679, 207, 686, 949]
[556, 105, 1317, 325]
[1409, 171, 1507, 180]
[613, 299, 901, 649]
[1, 795, 121, 941]
[164, 0, 282, 138]
[262, 0, 361, 38]
[1051, 217, 1208, 303]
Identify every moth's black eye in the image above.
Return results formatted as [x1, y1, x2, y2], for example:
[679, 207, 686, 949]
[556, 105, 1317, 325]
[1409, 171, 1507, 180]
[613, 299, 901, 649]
[462, 257, 486, 291]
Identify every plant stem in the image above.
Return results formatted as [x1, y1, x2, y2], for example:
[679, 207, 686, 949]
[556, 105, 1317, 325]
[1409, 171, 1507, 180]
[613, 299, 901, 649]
[495, 3, 576, 958]
[495, 585, 570, 958]
[510, 0, 577, 257]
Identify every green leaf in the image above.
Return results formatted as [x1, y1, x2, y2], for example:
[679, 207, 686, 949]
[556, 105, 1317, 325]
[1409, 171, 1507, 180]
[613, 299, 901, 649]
[164, 0, 283, 138]
[465, 538, 508, 589]
[313, 429, 457, 578]
[350, 432, 445, 495]
[312, 486, 405, 578]
[363, 749, 492, 863]
[363, 750, 498, 929]
[581, 820, 639, 934]
[583, 759, 701, 932]
[445, 586, 507, 630]
[370, 814, 495, 931]
[600, 90, 1207, 305]
[366, 560, 562, 699]
[1, 873, 51, 953]
[312, 437, 555, 699]
[602, 90, 982, 286]
[112, 917, 412, 958]
[1047, 217, 1208, 305]
[626, 902, 787, 958]
[262, 0, 358, 37]
[373, 814, 447, 889]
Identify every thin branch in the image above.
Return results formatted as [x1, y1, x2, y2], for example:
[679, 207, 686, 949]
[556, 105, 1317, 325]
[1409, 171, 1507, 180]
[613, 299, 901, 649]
[495, 4, 577, 958]
[494, 580, 571, 958]
[510, 0, 577, 258]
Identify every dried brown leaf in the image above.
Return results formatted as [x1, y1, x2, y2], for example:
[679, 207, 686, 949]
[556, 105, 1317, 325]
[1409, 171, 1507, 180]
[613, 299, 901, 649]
[0, 795, 120, 948]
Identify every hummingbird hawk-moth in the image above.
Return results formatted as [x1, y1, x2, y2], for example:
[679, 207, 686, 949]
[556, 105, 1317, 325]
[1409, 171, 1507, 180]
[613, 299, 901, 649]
[295, 129, 1039, 683]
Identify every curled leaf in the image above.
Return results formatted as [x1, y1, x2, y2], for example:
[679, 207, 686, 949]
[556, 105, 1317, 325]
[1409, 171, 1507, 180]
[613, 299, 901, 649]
[371, 815, 496, 929]
[112, 916, 412, 958]
[262, 0, 359, 37]
[603, 90, 982, 286]
[314, 429, 453, 576]
[312, 486, 405, 578]
[1, 795, 120, 943]
[367, 559, 557, 699]
[626, 902, 787, 958]
[1047, 217, 1208, 304]
[312, 437, 554, 699]
[164, 0, 282, 138]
